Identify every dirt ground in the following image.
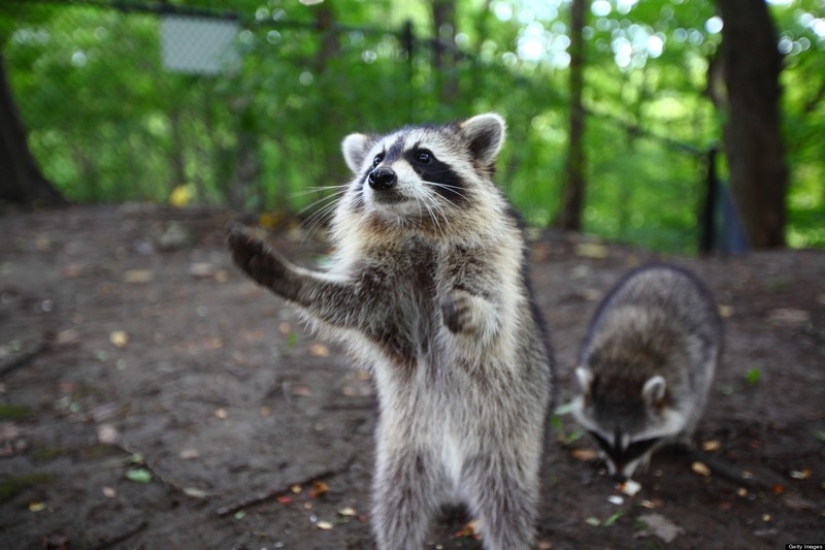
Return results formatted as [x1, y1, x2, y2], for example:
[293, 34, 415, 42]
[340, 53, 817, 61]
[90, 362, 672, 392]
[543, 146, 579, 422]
[0, 204, 822, 550]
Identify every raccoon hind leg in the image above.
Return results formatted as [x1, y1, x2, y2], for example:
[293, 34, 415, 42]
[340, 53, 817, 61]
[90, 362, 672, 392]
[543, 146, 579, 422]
[462, 452, 538, 550]
[372, 448, 444, 550]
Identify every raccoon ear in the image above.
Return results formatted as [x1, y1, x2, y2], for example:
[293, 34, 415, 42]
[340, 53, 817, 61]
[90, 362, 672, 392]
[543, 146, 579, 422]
[575, 366, 593, 395]
[341, 133, 372, 174]
[459, 113, 506, 167]
[642, 375, 667, 407]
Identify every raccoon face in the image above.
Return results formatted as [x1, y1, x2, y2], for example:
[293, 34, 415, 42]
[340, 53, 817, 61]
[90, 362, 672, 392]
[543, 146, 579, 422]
[572, 367, 685, 481]
[339, 114, 505, 226]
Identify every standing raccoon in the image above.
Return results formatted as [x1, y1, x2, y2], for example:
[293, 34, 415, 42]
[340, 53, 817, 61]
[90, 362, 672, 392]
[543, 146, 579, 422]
[571, 264, 722, 481]
[227, 114, 555, 550]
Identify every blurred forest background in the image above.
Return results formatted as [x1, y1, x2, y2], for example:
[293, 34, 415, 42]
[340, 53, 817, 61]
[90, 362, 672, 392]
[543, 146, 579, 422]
[1, 0, 823, 253]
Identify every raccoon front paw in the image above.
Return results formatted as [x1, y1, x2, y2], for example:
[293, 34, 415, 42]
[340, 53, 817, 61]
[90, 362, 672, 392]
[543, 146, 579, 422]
[441, 290, 474, 334]
[226, 223, 289, 289]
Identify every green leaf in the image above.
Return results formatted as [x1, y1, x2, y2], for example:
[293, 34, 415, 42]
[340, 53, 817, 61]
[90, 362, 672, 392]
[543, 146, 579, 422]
[604, 511, 623, 526]
[125, 468, 152, 484]
[746, 368, 761, 385]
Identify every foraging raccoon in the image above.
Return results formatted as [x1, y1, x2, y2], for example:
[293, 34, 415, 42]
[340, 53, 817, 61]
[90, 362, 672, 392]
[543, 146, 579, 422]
[571, 264, 722, 481]
[227, 114, 555, 550]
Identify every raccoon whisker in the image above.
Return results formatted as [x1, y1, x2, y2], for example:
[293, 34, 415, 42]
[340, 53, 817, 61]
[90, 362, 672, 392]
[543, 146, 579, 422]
[300, 196, 345, 245]
[419, 192, 443, 235]
[289, 184, 349, 201]
[422, 180, 469, 201]
[295, 189, 348, 217]
[421, 188, 452, 237]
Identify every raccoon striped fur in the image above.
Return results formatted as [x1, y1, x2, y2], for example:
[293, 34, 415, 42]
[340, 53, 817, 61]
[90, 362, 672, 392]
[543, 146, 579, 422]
[227, 113, 555, 550]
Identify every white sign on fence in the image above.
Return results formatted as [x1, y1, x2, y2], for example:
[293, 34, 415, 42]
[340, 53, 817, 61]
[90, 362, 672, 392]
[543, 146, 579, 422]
[160, 14, 240, 75]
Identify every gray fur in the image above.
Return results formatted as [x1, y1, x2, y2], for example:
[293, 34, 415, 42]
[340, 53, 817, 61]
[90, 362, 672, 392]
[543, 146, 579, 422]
[571, 263, 722, 480]
[227, 113, 554, 550]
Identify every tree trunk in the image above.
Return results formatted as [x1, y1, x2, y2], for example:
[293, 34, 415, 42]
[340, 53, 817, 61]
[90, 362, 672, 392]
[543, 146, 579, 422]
[556, 0, 586, 231]
[431, 0, 459, 102]
[716, 0, 787, 248]
[0, 51, 66, 208]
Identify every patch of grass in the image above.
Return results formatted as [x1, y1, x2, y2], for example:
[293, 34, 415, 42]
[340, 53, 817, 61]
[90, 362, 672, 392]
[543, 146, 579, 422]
[0, 472, 57, 503]
[0, 404, 33, 420]
[746, 368, 761, 386]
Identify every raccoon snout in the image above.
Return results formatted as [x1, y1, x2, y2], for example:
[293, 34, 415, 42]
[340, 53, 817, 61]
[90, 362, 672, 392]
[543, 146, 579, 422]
[611, 471, 628, 483]
[368, 167, 397, 190]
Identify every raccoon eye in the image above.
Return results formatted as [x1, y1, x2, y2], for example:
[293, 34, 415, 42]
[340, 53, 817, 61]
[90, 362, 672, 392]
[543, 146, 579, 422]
[414, 149, 432, 164]
[371, 153, 384, 168]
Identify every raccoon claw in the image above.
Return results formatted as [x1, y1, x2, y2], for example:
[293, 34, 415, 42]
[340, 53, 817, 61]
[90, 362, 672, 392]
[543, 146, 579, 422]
[441, 291, 473, 334]
[226, 224, 288, 288]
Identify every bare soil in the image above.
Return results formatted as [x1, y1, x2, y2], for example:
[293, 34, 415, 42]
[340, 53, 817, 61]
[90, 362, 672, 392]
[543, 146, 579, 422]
[0, 205, 822, 550]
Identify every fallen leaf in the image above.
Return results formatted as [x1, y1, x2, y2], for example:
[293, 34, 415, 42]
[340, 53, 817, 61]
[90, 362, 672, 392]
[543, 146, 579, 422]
[96, 423, 119, 445]
[717, 304, 734, 318]
[28, 501, 46, 512]
[310, 343, 329, 357]
[276, 495, 293, 505]
[183, 487, 208, 499]
[125, 468, 152, 484]
[309, 480, 330, 498]
[179, 449, 200, 460]
[316, 520, 334, 530]
[761, 513, 771, 522]
[109, 331, 128, 348]
[338, 506, 357, 517]
[640, 499, 661, 509]
[618, 479, 642, 496]
[291, 385, 312, 397]
[772, 484, 785, 495]
[454, 519, 480, 538]
[635, 513, 684, 543]
[603, 511, 623, 526]
[701, 439, 721, 452]
[102, 486, 116, 498]
[585, 517, 601, 527]
[123, 269, 154, 284]
[572, 448, 598, 461]
[56, 329, 80, 344]
[189, 262, 216, 279]
[290, 484, 302, 494]
[737, 488, 748, 497]
[608, 495, 624, 505]
[214, 408, 228, 419]
[691, 462, 711, 477]
[790, 469, 812, 480]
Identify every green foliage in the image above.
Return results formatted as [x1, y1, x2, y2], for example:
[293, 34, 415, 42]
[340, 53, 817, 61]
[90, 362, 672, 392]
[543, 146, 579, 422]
[2, 0, 823, 252]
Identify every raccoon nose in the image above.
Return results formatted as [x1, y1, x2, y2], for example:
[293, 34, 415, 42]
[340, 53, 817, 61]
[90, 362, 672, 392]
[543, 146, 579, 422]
[368, 167, 397, 191]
